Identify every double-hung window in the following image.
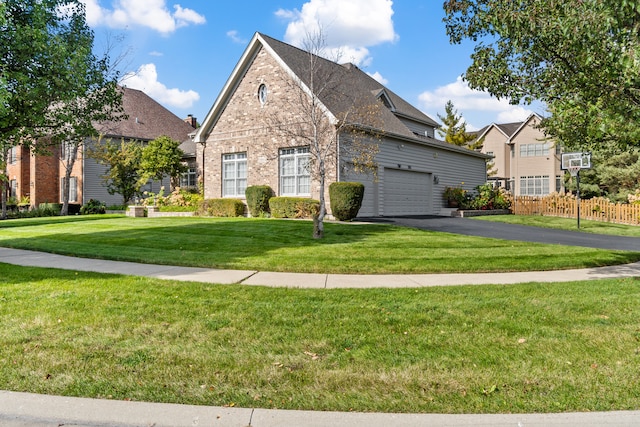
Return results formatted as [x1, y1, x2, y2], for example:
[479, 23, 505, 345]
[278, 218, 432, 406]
[519, 175, 550, 196]
[8, 146, 17, 164]
[61, 177, 78, 202]
[180, 167, 197, 189]
[279, 147, 310, 196]
[222, 153, 247, 197]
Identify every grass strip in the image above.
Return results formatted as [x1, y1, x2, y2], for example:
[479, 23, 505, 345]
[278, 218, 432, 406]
[1, 263, 639, 413]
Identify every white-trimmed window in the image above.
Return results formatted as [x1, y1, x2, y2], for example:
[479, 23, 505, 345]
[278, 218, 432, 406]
[9, 179, 17, 199]
[222, 153, 247, 197]
[8, 146, 17, 164]
[520, 143, 549, 157]
[61, 177, 78, 202]
[520, 175, 549, 196]
[280, 147, 311, 196]
[180, 167, 197, 188]
[60, 141, 76, 162]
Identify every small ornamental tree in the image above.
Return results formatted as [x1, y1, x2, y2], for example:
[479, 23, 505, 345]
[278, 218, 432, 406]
[87, 138, 143, 205]
[139, 135, 186, 189]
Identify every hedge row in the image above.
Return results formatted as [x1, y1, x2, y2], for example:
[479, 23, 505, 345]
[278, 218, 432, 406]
[269, 197, 319, 219]
[197, 199, 245, 217]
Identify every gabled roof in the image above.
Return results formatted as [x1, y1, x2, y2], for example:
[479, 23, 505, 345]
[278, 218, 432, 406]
[95, 87, 195, 142]
[474, 113, 543, 144]
[195, 33, 440, 143]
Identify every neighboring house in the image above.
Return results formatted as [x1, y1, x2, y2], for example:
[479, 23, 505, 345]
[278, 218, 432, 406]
[6, 87, 196, 208]
[475, 113, 564, 196]
[194, 33, 489, 217]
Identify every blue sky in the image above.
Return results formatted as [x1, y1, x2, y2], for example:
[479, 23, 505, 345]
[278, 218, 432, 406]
[84, 0, 545, 132]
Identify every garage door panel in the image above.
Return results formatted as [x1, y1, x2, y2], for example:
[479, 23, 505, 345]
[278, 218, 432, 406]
[383, 169, 430, 216]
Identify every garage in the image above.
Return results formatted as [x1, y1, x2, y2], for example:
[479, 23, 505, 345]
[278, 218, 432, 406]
[383, 168, 431, 216]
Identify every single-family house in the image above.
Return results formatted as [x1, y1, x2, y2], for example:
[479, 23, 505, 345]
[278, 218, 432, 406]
[5, 87, 197, 208]
[476, 113, 564, 196]
[194, 33, 489, 217]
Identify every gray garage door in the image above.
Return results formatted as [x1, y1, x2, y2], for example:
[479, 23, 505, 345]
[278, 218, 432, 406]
[383, 168, 430, 216]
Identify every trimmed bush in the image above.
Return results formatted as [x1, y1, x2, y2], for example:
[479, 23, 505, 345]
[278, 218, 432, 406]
[329, 182, 365, 221]
[197, 198, 245, 217]
[269, 197, 319, 219]
[245, 185, 274, 217]
[80, 199, 106, 215]
[38, 203, 61, 216]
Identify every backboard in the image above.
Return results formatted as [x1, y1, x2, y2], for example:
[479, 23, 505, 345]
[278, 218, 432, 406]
[561, 152, 591, 170]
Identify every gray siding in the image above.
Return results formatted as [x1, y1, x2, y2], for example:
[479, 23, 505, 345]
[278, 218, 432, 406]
[340, 134, 486, 217]
[83, 152, 171, 207]
[398, 117, 436, 139]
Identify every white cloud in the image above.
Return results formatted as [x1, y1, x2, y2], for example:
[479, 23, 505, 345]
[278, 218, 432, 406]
[81, 0, 205, 35]
[121, 63, 199, 109]
[367, 71, 388, 85]
[226, 30, 247, 44]
[276, 0, 397, 67]
[418, 76, 534, 129]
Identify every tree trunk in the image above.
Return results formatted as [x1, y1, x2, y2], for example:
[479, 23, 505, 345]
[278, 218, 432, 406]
[313, 161, 326, 239]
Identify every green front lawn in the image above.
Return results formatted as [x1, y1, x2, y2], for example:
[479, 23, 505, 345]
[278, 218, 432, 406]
[0, 215, 638, 273]
[2, 263, 639, 414]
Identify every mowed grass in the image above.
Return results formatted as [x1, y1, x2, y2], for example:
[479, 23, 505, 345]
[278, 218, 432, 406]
[0, 215, 638, 273]
[1, 263, 640, 414]
[475, 214, 640, 237]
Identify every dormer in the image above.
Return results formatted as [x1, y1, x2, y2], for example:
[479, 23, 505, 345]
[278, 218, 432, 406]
[372, 88, 396, 112]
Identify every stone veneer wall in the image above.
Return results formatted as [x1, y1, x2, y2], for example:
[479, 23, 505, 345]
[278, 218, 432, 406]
[201, 46, 337, 207]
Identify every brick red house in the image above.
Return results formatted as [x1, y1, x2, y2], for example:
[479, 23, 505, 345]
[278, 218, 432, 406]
[5, 87, 196, 208]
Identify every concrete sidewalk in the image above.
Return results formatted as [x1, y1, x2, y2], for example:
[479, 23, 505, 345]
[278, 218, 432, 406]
[2, 390, 640, 427]
[2, 247, 640, 426]
[2, 246, 640, 288]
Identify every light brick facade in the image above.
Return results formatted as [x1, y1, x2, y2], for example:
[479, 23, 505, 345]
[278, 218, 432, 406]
[200, 46, 336, 203]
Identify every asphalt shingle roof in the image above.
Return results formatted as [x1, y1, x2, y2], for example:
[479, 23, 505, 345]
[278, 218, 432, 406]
[259, 33, 439, 139]
[95, 87, 195, 142]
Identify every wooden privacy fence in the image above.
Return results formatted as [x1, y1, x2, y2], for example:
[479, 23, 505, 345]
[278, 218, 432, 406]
[511, 194, 640, 225]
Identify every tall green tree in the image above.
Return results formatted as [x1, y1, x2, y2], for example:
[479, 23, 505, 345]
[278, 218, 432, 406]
[437, 100, 480, 148]
[87, 138, 143, 205]
[0, 0, 123, 218]
[443, 0, 640, 150]
[139, 135, 186, 189]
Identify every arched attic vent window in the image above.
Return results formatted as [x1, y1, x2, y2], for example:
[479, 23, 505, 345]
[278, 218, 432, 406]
[373, 89, 396, 112]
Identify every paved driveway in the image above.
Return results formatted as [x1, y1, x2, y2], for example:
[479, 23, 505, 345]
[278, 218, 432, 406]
[360, 216, 640, 252]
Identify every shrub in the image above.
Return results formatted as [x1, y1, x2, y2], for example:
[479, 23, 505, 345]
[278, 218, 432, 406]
[443, 186, 466, 207]
[197, 199, 245, 217]
[245, 185, 274, 217]
[461, 184, 511, 210]
[329, 182, 365, 221]
[269, 197, 319, 219]
[38, 203, 62, 215]
[80, 199, 106, 215]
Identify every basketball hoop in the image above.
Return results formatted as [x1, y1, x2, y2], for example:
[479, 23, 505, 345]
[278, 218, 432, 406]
[568, 165, 581, 177]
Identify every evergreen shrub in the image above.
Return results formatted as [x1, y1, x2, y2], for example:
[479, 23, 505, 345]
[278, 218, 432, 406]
[197, 199, 245, 217]
[269, 197, 319, 219]
[329, 182, 365, 221]
[80, 199, 106, 215]
[245, 185, 274, 217]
